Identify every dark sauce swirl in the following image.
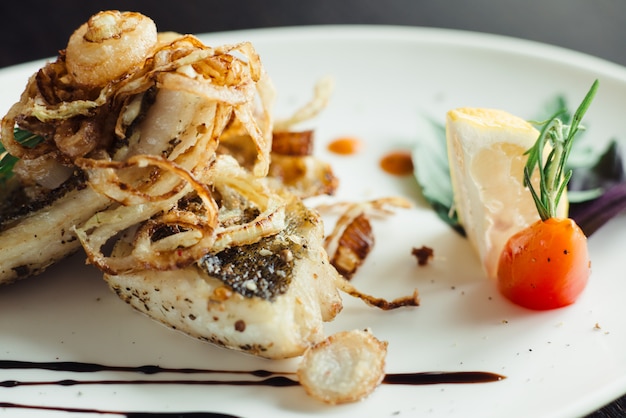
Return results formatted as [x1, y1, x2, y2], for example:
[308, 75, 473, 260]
[0, 359, 505, 416]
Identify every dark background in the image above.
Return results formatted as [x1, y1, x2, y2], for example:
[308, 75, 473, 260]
[1, 1, 625, 416]
[1, 1, 626, 68]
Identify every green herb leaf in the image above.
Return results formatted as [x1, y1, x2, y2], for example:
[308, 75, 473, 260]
[0, 128, 44, 183]
[524, 79, 599, 220]
[412, 80, 623, 237]
[412, 117, 464, 235]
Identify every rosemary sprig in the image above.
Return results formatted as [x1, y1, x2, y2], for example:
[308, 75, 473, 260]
[524, 79, 599, 220]
[0, 128, 44, 183]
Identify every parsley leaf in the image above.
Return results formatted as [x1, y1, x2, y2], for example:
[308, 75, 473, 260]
[0, 129, 44, 183]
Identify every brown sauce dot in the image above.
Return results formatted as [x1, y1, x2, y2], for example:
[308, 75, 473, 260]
[234, 320, 246, 332]
[380, 151, 414, 176]
[412, 246, 434, 266]
[327, 137, 362, 155]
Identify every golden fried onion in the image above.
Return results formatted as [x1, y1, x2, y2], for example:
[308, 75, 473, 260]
[323, 197, 413, 271]
[273, 76, 334, 132]
[319, 197, 420, 310]
[37, 21, 282, 274]
[298, 329, 388, 405]
[2, 27, 273, 173]
[66, 10, 158, 87]
[1, 11, 339, 280]
[74, 155, 286, 274]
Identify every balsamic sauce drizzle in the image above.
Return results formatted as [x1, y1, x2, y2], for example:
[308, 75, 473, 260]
[0, 403, 240, 418]
[0, 359, 505, 416]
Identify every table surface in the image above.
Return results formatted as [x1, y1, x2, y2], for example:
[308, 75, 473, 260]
[0, 1, 624, 417]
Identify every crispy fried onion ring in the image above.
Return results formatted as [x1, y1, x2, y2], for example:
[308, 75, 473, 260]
[2, 33, 273, 180]
[318, 197, 419, 310]
[118, 37, 275, 177]
[3, 25, 283, 274]
[73, 155, 286, 274]
[209, 158, 286, 252]
[322, 197, 413, 263]
[273, 76, 334, 132]
[77, 153, 214, 206]
[298, 329, 388, 405]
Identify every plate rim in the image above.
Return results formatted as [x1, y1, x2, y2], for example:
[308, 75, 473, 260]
[197, 24, 626, 79]
[4, 24, 626, 79]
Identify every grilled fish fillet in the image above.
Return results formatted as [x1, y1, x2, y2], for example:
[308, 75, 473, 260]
[104, 193, 343, 359]
[0, 181, 110, 284]
[1, 11, 343, 360]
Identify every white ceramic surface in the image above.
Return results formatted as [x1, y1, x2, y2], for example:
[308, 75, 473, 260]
[1, 26, 625, 418]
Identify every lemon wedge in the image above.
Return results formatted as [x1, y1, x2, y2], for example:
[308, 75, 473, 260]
[446, 108, 567, 279]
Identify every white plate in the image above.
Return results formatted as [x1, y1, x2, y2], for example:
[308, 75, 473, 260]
[1, 25, 626, 418]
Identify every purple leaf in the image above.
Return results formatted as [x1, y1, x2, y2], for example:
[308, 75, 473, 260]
[569, 182, 626, 236]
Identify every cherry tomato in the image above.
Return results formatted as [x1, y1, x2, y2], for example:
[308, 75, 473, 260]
[497, 217, 590, 310]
